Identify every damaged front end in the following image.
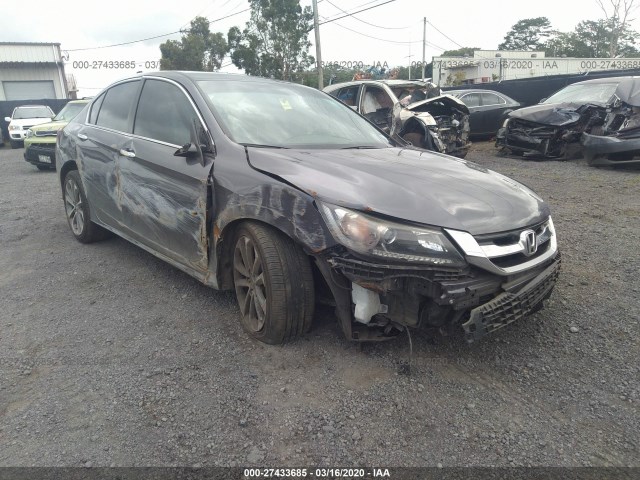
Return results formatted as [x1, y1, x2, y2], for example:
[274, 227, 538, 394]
[496, 104, 606, 159]
[314, 204, 560, 343]
[582, 100, 640, 167]
[394, 95, 471, 158]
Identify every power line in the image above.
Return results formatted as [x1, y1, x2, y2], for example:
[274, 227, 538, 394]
[322, 19, 422, 45]
[324, 0, 412, 30]
[319, 0, 397, 25]
[66, 7, 251, 52]
[427, 20, 464, 49]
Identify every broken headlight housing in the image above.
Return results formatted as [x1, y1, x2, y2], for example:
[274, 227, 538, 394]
[318, 202, 466, 266]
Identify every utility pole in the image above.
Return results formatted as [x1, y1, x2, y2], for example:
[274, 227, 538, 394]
[312, 0, 323, 89]
[422, 17, 426, 81]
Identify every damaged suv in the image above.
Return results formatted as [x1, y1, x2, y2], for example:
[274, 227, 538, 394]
[57, 72, 559, 345]
[324, 79, 471, 158]
[496, 76, 639, 160]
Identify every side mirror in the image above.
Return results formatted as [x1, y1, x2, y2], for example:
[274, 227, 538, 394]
[4, 117, 11, 122]
[174, 120, 211, 166]
[174, 142, 199, 157]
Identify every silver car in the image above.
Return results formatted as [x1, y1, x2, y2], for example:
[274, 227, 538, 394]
[325, 79, 471, 158]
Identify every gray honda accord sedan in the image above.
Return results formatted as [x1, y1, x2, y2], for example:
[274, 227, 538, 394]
[56, 71, 560, 344]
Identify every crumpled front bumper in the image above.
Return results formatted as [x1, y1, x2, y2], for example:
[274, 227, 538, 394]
[463, 254, 561, 342]
[316, 248, 560, 343]
[582, 133, 640, 166]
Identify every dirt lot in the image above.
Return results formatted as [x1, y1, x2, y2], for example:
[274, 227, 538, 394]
[0, 141, 638, 468]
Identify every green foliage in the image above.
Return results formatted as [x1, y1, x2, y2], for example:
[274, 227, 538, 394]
[442, 47, 480, 57]
[544, 19, 639, 57]
[160, 17, 229, 71]
[228, 0, 314, 80]
[498, 17, 553, 51]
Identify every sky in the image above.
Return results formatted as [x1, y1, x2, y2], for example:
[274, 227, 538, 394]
[1, 0, 635, 97]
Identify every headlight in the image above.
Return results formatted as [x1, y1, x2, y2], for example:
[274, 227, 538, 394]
[8, 125, 20, 131]
[318, 202, 466, 266]
[502, 118, 511, 128]
[25, 129, 33, 138]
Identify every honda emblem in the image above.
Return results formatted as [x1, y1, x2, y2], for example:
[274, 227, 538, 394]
[521, 230, 537, 256]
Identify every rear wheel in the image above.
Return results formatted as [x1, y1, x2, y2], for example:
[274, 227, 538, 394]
[63, 170, 110, 243]
[232, 222, 314, 344]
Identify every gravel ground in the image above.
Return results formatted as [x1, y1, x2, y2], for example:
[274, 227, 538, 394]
[0, 141, 638, 468]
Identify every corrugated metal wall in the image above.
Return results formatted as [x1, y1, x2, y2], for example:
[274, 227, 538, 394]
[0, 43, 61, 63]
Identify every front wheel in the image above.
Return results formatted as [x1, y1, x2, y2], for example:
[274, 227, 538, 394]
[232, 223, 314, 344]
[10, 140, 21, 149]
[63, 170, 109, 243]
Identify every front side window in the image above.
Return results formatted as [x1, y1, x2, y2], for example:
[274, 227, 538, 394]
[95, 81, 140, 132]
[361, 87, 394, 114]
[53, 103, 87, 122]
[198, 80, 390, 149]
[133, 80, 198, 146]
[460, 93, 481, 107]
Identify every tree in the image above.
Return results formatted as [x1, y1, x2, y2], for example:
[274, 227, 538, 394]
[160, 17, 229, 71]
[228, 0, 314, 80]
[543, 19, 639, 57]
[596, 0, 638, 56]
[442, 47, 480, 57]
[498, 17, 553, 51]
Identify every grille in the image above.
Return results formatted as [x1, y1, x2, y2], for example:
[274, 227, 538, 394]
[462, 255, 561, 342]
[35, 130, 58, 137]
[475, 220, 553, 270]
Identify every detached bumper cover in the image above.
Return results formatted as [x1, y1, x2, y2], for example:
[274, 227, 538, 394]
[463, 254, 561, 342]
[582, 133, 640, 166]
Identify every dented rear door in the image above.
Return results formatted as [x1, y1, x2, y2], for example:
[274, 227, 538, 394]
[119, 78, 212, 272]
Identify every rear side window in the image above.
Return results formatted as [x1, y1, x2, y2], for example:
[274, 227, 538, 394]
[133, 79, 199, 146]
[335, 86, 359, 106]
[89, 94, 105, 124]
[95, 81, 140, 132]
[481, 92, 506, 105]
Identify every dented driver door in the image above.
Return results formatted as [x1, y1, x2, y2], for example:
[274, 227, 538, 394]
[118, 78, 213, 273]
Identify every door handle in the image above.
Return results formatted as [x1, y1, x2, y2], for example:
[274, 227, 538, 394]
[77, 133, 88, 141]
[119, 148, 136, 158]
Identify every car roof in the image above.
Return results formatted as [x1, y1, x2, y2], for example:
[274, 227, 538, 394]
[15, 105, 51, 108]
[574, 76, 640, 85]
[68, 99, 90, 104]
[324, 79, 429, 91]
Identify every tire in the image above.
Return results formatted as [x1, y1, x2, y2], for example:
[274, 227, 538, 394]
[63, 170, 110, 243]
[232, 222, 315, 344]
[10, 140, 21, 149]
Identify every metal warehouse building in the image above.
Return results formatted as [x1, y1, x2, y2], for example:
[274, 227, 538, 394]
[0, 42, 69, 100]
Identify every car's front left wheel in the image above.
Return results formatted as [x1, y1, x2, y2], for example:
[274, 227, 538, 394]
[63, 170, 109, 243]
[232, 222, 314, 344]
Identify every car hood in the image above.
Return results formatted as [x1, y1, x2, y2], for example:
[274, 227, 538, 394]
[246, 147, 549, 236]
[9, 117, 52, 128]
[29, 120, 68, 132]
[406, 94, 470, 114]
[507, 102, 591, 126]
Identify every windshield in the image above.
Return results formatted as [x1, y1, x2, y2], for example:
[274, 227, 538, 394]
[54, 103, 86, 122]
[197, 80, 391, 149]
[13, 107, 53, 119]
[543, 83, 618, 105]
